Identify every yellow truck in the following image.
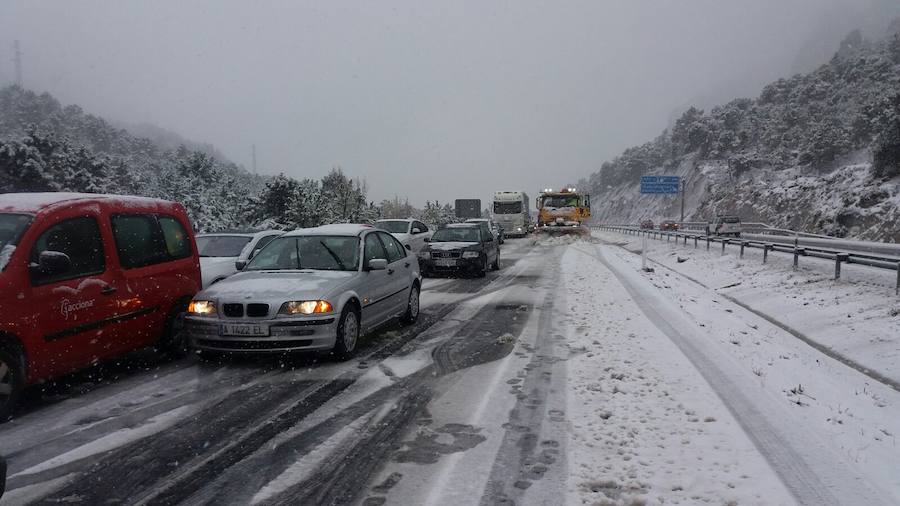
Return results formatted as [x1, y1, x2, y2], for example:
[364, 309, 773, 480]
[536, 187, 591, 235]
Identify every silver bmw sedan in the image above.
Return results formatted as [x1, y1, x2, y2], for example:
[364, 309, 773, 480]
[183, 224, 421, 359]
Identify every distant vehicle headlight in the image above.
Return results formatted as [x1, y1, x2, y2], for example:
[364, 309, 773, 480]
[516, 227, 523, 232]
[462, 251, 480, 258]
[279, 300, 333, 315]
[188, 300, 217, 315]
[419, 251, 431, 259]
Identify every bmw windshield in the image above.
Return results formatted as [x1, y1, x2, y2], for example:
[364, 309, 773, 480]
[245, 235, 359, 271]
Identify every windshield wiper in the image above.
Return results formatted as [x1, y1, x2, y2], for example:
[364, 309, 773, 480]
[319, 241, 347, 270]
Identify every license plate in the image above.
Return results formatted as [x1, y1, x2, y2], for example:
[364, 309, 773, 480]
[220, 323, 269, 337]
[435, 258, 457, 267]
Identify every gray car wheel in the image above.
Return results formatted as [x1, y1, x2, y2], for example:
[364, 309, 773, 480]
[333, 306, 360, 360]
[400, 284, 420, 325]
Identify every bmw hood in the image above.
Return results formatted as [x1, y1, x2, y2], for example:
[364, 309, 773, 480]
[199, 270, 357, 302]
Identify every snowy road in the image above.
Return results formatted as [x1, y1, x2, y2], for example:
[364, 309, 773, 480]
[2, 236, 899, 505]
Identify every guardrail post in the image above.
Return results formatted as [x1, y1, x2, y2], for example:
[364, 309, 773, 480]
[793, 247, 805, 270]
[683, 235, 687, 245]
[763, 243, 771, 263]
[706, 236, 710, 251]
[693, 236, 698, 249]
[835, 253, 849, 280]
[740, 241, 747, 258]
[896, 263, 899, 295]
[721, 239, 729, 255]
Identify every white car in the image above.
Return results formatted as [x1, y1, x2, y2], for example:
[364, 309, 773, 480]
[196, 230, 282, 287]
[374, 219, 433, 252]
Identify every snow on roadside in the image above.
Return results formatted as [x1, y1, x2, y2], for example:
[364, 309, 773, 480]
[593, 229, 900, 385]
[561, 246, 795, 505]
[590, 231, 900, 502]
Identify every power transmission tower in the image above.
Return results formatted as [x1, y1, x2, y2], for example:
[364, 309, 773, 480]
[251, 144, 257, 173]
[13, 40, 22, 86]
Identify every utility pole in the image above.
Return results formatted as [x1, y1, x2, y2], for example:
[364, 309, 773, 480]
[13, 40, 23, 87]
[251, 144, 257, 174]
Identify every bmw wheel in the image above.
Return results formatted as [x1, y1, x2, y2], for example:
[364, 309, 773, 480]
[400, 283, 420, 325]
[333, 305, 360, 360]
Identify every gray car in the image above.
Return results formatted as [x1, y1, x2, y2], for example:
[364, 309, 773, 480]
[184, 224, 421, 358]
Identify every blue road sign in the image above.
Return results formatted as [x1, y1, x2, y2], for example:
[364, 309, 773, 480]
[640, 175, 680, 194]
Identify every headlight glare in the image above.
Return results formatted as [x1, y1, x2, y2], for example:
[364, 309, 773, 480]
[188, 300, 216, 315]
[279, 300, 333, 315]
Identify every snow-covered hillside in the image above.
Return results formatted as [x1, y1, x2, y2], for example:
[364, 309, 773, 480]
[0, 86, 455, 231]
[583, 25, 900, 242]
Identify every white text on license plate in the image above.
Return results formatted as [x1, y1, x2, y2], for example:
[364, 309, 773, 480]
[435, 258, 457, 267]
[220, 323, 269, 337]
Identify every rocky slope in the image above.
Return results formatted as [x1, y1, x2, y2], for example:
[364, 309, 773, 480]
[583, 24, 900, 242]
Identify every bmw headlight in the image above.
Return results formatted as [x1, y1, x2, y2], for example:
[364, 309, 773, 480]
[462, 251, 480, 259]
[188, 300, 217, 315]
[279, 300, 334, 315]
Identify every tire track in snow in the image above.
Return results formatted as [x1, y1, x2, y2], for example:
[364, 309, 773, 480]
[29, 378, 322, 504]
[478, 255, 567, 506]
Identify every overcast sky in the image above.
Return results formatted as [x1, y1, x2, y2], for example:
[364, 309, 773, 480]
[1, 0, 896, 205]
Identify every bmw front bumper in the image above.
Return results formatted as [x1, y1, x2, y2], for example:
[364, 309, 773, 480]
[184, 315, 339, 353]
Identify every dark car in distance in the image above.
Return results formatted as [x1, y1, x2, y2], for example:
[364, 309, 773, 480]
[659, 220, 680, 231]
[418, 223, 500, 278]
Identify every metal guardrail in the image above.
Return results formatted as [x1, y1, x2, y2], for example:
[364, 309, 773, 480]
[594, 225, 900, 295]
[616, 221, 833, 239]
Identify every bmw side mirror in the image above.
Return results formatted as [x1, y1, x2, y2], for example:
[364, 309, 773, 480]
[423, 237, 430, 243]
[367, 258, 388, 271]
[235, 260, 247, 271]
[405, 244, 412, 251]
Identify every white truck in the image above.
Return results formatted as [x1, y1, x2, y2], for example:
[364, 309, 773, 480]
[492, 191, 531, 238]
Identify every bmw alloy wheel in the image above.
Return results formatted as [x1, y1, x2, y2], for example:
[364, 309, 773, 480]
[343, 311, 359, 351]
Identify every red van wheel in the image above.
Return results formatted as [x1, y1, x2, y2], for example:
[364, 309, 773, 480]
[158, 300, 189, 357]
[0, 349, 24, 422]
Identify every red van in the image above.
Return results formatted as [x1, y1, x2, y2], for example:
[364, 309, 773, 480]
[0, 193, 201, 419]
